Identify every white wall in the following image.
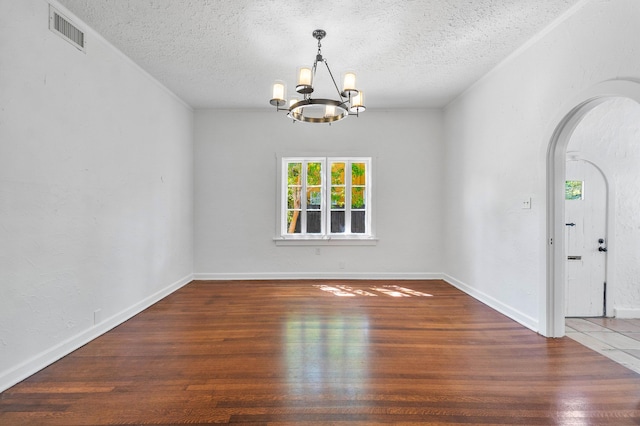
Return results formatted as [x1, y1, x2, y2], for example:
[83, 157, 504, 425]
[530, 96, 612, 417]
[0, 0, 194, 391]
[443, 0, 640, 332]
[567, 98, 640, 316]
[194, 109, 443, 278]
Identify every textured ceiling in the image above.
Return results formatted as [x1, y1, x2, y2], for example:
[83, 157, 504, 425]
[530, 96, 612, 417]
[57, 0, 584, 109]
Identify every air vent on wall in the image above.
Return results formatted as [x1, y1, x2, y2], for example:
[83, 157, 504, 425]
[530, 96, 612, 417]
[49, 5, 85, 52]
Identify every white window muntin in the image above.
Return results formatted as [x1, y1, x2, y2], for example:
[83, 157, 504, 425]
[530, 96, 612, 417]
[281, 157, 371, 239]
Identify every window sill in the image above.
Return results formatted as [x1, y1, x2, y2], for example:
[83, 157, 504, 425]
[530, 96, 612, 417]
[273, 237, 378, 246]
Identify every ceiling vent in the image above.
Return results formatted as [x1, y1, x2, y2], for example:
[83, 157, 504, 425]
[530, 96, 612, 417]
[49, 5, 85, 52]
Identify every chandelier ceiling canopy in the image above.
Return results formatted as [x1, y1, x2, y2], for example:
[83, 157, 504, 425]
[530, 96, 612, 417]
[270, 29, 365, 124]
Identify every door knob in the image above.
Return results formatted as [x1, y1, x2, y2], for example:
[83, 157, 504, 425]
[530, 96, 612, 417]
[598, 238, 607, 252]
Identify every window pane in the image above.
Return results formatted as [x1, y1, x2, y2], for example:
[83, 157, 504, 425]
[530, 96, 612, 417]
[307, 162, 322, 185]
[331, 162, 345, 185]
[288, 162, 302, 185]
[566, 180, 583, 200]
[287, 187, 301, 209]
[307, 187, 321, 209]
[331, 211, 345, 233]
[352, 187, 365, 209]
[287, 211, 301, 233]
[307, 211, 321, 233]
[331, 186, 345, 209]
[352, 163, 366, 185]
[287, 163, 302, 221]
[351, 211, 366, 233]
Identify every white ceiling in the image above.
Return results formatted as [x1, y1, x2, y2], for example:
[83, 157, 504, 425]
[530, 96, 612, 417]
[57, 0, 583, 110]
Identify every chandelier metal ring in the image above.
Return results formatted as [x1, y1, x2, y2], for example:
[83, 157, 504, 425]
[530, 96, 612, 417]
[289, 99, 349, 123]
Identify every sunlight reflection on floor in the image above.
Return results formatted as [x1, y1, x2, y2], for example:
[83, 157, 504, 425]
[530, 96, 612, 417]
[284, 313, 369, 398]
[314, 284, 433, 298]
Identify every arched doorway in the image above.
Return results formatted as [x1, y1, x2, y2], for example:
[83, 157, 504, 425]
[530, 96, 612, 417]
[545, 80, 640, 338]
[564, 156, 608, 317]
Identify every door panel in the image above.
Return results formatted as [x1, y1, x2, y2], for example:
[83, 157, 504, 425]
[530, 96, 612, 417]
[565, 159, 607, 317]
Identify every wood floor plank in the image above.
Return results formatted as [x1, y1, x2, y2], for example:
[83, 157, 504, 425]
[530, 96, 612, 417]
[2, 279, 640, 424]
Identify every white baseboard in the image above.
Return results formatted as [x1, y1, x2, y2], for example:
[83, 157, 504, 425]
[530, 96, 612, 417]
[443, 274, 539, 333]
[614, 308, 640, 319]
[0, 273, 194, 393]
[193, 272, 444, 280]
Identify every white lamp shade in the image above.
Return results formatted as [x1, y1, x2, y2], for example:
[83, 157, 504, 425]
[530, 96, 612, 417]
[324, 105, 336, 118]
[342, 72, 357, 92]
[297, 67, 312, 86]
[272, 82, 285, 101]
[350, 91, 365, 112]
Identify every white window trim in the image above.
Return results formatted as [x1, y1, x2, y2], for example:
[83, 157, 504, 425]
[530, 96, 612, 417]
[274, 155, 377, 245]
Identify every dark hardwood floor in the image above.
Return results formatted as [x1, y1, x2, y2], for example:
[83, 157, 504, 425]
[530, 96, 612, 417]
[2, 279, 640, 425]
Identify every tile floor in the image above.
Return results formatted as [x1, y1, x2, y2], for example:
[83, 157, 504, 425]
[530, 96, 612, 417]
[566, 317, 640, 374]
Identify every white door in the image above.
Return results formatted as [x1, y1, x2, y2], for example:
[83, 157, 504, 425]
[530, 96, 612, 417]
[565, 159, 608, 317]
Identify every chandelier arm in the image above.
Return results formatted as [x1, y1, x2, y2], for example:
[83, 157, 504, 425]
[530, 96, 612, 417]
[322, 59, 346, 102]
[308, 59, 320, 100]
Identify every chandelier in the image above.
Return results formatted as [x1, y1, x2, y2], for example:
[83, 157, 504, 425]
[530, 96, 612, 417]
[269, 29, 366, 124]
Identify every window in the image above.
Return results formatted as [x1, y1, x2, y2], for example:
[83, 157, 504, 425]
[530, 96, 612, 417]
[280, 157, 372, 240]
[565, 180, 584, 200]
